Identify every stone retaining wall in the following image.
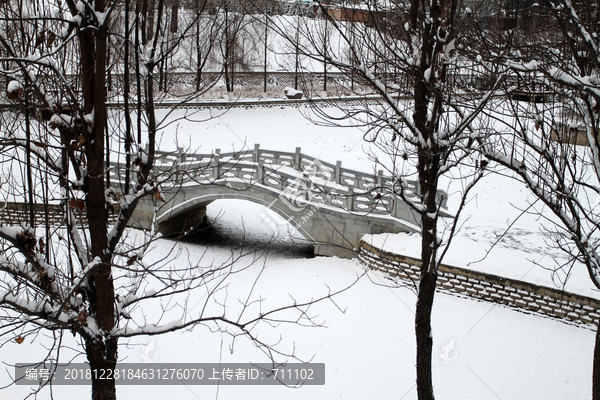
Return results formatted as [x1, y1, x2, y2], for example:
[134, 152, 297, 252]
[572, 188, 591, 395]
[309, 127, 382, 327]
[358, 240, 600, 328]
[0, 202, 120, 227]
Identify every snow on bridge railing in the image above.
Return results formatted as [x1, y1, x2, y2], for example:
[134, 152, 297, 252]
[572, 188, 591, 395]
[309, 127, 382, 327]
[110, 144, 448, 218]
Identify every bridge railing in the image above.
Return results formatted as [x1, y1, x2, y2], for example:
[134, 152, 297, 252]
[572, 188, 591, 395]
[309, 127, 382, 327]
[114, 144, 446, 220]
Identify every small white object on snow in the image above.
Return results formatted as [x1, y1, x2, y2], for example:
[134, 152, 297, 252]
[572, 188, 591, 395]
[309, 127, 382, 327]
[283, 87, 303, 99]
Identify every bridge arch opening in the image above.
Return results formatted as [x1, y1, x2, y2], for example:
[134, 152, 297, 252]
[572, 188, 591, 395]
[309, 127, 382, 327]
[167, 198, 316, 258]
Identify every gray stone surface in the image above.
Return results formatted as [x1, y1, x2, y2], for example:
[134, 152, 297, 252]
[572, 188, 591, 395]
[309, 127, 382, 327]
[120, 145, 449, 258]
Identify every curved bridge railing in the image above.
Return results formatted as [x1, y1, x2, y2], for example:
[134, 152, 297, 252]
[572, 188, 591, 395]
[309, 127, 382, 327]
[112, 144, 448, 221]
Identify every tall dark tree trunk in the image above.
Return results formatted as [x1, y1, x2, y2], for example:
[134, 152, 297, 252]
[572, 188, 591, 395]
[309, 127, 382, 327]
[137, 0, 144, 144]
[323, 16, 327, 92]
[159, 41, 165, 91]
[195, 0, 202, 92]
[170, 0, 179, 33]
[264, 15, 268, 93]
[87, 337, 118, 400]
[415, 165, 440, 400]
[294, 20, 299, 90]
[594, 325, 600, 400]
[224, 3, 232, 93]
[414, 150, 440, 400]
[124, 0, 133, 194]
[25, 91, 34, 226]
[412, 2, 440, 398]
[147, 0, 156, 39]
[415, 268, 437, 400]
[81, 1, 117, 398]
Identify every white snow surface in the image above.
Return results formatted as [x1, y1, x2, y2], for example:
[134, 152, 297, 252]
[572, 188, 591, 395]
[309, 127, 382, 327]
[1, 201, 595, 399]
[1, 105, 597, 399]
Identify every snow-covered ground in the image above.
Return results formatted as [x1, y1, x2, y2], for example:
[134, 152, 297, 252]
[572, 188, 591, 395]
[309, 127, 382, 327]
[1, 105, 597, 399]
[1, 199, 595, 399]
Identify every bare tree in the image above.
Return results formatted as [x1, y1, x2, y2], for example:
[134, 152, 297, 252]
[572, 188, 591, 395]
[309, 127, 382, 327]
[217, 0, 258, 94]
[267, 1, 505, 398]
[465, 1, 600, 398]
[0, 1, 342, 400]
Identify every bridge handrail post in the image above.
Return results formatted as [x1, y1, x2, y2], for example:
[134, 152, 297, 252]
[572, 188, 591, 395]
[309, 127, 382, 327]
[335, 161, 342, 184]
[295, 147, 302, 170]
[257, 161, 264, 184]
[175, 147, 185, 183]
[212, 148, 220, 180]
[348, 189, 355, 211]
[253, 143, 260, 163]
[391, 193, 398, 218]
[377, 170, 383, 188]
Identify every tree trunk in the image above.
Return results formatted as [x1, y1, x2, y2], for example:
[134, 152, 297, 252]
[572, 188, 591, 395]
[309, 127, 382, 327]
[83, 2, 118, 398]
[196, 3, 202, 92]
[264, 15, 268, 93]
[594, 322, 600, 400]
[294, 29, 299, 90]
[415, 173, 439, 400]
[86, 337, 118, 400]
[170, 0, 179, 33]
[413, 12, 438, 397]
[136, 0, 143, 144]
[323, 17, 327, 92]
[415, 267, 437, 400]
[25, 91, 34, 226]
[224, 4, 231, 93]
[147, 0, 155, 40]
[124, 0, 132, 194]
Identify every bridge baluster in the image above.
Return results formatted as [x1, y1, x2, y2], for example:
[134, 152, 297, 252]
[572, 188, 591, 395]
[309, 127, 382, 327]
[174, 147, 186, 183]
[257, 161, 264, 184]
[253, 143, 260, 164]
[392, 193, 398, 217]
[212, 149, 220, 180]
[335, 161, 342, 184]
[294, 147, 301, 170]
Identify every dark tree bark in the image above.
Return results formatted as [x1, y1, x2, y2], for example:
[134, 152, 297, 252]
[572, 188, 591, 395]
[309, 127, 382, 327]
[412, 2, 442, 398]
[595, 325, 600, 400]
[79, 0, 117, 398]
[124, 0, 133, 194]
[196, 0, 202, 91]
[224, 1, 232, 93]
[415, 269, 437, 400]
[264, 14, 268, 93]
[170, 0, 179, 33]
[87, 337, 118, 400]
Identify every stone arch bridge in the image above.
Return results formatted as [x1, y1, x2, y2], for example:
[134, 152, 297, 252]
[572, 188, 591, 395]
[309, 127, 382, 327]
[118, 145, 449, 258]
